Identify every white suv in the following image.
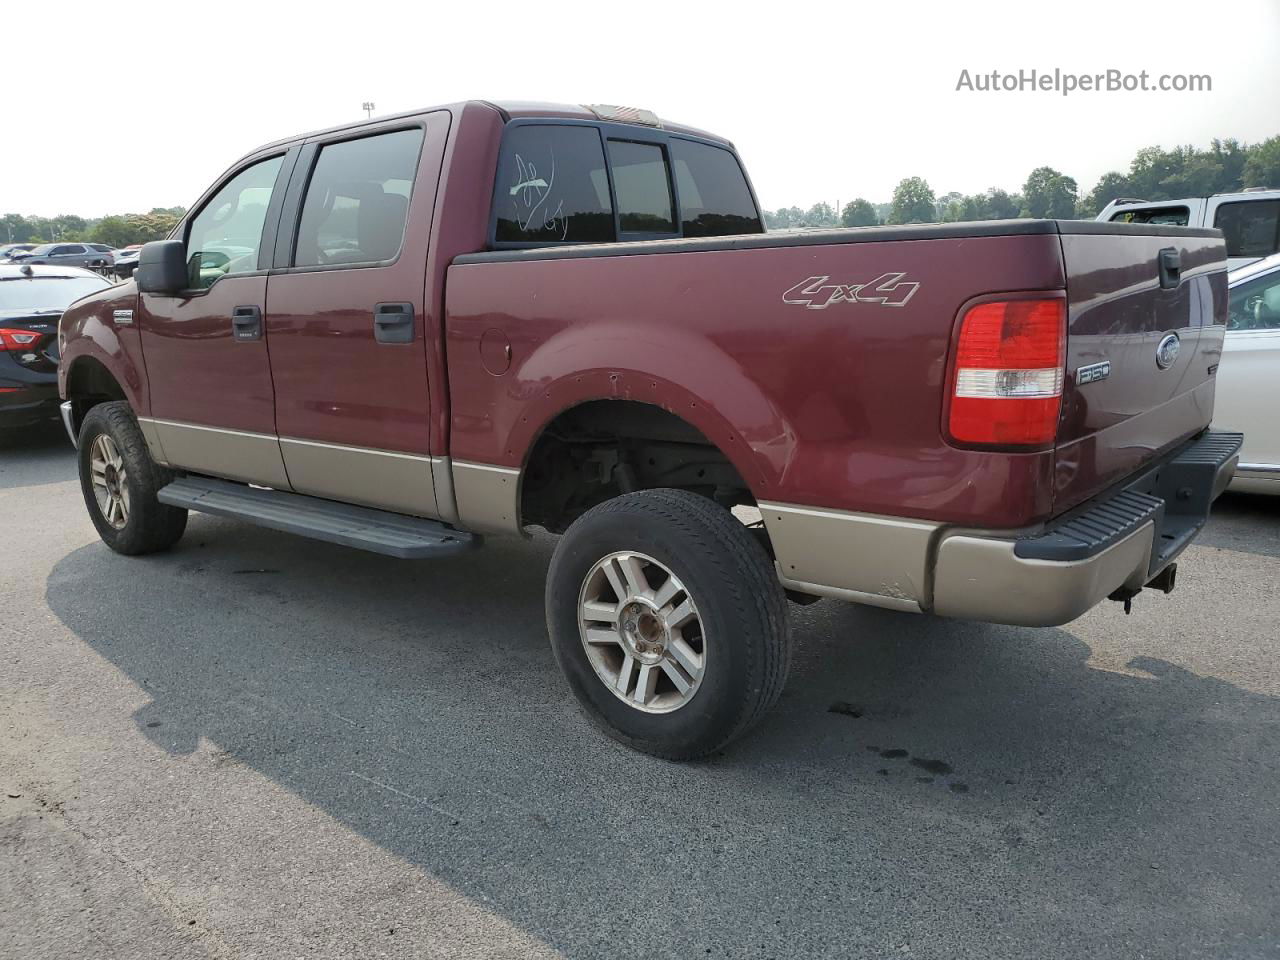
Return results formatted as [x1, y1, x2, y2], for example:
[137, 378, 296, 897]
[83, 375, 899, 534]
[1097, 189, 1280, 269]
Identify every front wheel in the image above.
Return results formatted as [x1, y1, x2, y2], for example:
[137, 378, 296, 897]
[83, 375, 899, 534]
[546, 489, 791, 759]
[77, 401, 187, 555]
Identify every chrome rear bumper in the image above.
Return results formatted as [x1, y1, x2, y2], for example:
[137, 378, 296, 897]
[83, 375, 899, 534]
[765, 429, 1243, 627]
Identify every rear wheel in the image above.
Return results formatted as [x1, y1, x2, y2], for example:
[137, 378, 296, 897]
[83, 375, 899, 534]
[77, 401, 187, 555]
[546, 489, 790, 759]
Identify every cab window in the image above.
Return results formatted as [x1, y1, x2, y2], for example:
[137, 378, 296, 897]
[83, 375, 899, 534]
[494, 125, 615, 244]
[185, 155, 283, 289]
[1109, 205, 1190, 226]
[293, 128, 424, 267]
[607, 140, 676, 235]
[669, 139, 763, 237]
[1215, 200, 1280, 260]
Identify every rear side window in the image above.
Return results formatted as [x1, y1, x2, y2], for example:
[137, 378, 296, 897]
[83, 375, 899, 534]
[607, 140, 676, 234]
[1215, 200, 1280, 260]
[670, 140, 763, 237]
[294, 128, 424, 267]
[495, 125, 615, 244]
[1109, 206, 1190, 226]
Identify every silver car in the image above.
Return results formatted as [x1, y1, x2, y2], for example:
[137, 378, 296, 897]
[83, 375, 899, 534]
[12, 243, 114, 269]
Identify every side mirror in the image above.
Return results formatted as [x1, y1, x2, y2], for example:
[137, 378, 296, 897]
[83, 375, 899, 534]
[135, 240, 187, 295]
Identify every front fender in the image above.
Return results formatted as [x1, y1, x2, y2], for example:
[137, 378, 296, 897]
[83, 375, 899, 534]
[59, 281, 146, 413]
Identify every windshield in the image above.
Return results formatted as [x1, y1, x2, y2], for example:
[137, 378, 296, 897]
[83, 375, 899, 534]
[0, 275, 110, 311]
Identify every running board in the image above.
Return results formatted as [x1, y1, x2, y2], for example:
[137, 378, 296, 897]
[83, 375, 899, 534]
[157, 476, 480, 559]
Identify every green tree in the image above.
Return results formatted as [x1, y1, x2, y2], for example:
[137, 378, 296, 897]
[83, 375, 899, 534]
[934, 191, 962, 221]
[1021, 166, 1078, 219]
[88, 216, 136, 247]
[1243, 136, 1280, 189]
[50, 214, 88, 241]
[1081, 170, 1133, 216]
[1209, 138, 1247, 192]
[803, 202, 837, 226]
[985, 188, 1020, 219]
[841, 198, 878, 227]
[887, 177, 936, 224]
[129, 212, 180, 242]
[2, 213, 32, 244]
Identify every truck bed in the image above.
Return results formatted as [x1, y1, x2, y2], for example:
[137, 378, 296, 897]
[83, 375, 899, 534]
[448, 218, 1225, 533]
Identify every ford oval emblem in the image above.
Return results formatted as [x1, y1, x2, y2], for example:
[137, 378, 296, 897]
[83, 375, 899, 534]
[1156, 333, 1180, 370]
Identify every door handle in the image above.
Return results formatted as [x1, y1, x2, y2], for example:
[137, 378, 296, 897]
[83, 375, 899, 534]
[231, 305, 263, 341]
[1158, 247, 1181, 290]
[373, 302, 414, 344]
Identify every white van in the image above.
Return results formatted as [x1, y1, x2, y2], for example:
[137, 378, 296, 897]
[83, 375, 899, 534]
[1097, 189, 1280, 269]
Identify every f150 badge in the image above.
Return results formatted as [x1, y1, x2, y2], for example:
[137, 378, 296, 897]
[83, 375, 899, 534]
[1076, 360, 1111, 385]
[782, 273, 920, 310]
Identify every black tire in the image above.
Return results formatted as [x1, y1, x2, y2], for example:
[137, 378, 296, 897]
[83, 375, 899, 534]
[546, 489, 791, 760]
[77, 401, 187, 555]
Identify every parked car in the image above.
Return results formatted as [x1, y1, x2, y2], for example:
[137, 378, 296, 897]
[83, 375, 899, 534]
[112, 247, 142, 279]
[1097, 189, 1280, 268]
[0, 243, 39, 262]
[0, 264, 110, 431]
[11, 242, 114, 269]
[58, 101, 1240, 758]
[1213, 252, 1280, 493]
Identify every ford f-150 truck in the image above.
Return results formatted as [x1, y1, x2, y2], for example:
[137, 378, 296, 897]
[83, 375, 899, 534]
[58, 101, 1241, 758]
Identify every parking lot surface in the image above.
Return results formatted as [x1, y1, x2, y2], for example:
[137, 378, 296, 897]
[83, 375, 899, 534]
[2, 421, 1278, 959]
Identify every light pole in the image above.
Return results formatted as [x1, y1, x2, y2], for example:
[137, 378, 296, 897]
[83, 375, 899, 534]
[362, 101, 375, 119]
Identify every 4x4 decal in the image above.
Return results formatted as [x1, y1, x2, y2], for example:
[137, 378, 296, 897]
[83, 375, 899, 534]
[782, 272, 920, 309]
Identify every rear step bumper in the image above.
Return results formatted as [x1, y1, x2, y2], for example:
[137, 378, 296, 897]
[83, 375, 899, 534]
[932, 429, 1242, 626]
[157, 476, 480, 559]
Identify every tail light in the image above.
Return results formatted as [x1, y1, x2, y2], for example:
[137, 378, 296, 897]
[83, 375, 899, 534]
[947, 297, 1066, 448]
[0, 328, 42, 352]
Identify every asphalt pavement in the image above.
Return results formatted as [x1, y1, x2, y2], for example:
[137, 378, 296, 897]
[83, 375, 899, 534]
[2, 420, 1278, 959]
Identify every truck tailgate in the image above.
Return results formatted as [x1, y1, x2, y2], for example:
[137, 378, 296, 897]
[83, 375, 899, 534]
[1053, 224, 1228, 514]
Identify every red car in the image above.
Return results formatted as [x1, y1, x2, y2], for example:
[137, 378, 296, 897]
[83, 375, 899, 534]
[57, 101, 1240, 757]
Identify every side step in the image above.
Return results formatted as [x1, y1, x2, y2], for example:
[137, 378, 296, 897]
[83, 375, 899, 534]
[157, 476, 480, 559]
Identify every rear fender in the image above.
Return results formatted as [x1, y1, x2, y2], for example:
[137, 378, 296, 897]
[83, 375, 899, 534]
[507, 320, 796, 498]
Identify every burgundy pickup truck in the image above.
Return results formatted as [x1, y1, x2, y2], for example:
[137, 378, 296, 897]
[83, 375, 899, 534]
[58, 101, 1241, 758]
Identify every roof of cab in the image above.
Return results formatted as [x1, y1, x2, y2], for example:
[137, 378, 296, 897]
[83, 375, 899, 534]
[247, 99, 732, 157]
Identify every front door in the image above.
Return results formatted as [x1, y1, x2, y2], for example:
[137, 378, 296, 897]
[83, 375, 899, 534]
[263, 116, 449, 517]
[136, 151, 294, 487]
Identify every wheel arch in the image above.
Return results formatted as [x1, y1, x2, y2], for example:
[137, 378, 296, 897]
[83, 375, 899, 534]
[63, 354, 130, 437]
[517, 393, 764, 536]
[448, 320, 799, 535]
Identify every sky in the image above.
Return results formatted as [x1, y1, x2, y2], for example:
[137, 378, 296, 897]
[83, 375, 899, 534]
[5, 0, 1280, 218]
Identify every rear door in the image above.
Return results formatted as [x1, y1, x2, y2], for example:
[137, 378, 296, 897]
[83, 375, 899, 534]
[1053, 226, 1228, 512]
[49, 244, 88, 267]
[263, 113, 450, 517]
